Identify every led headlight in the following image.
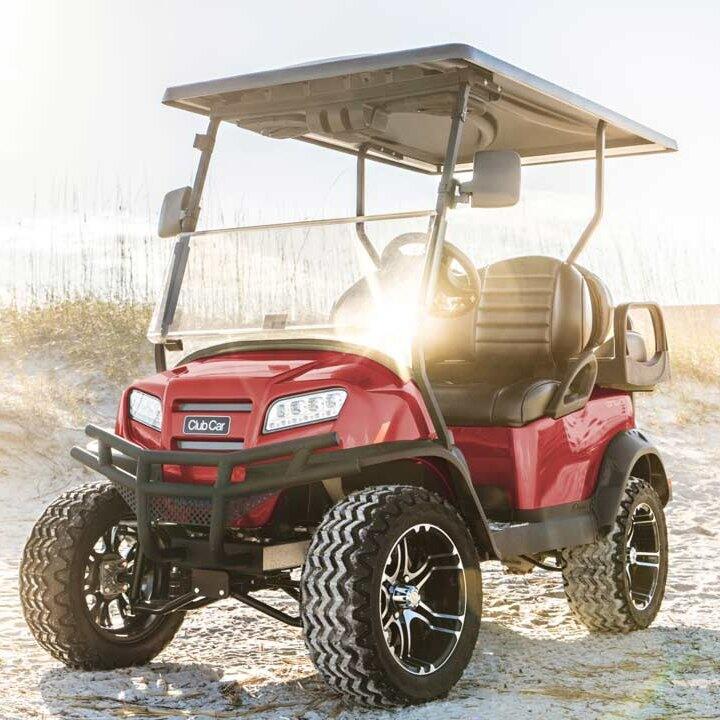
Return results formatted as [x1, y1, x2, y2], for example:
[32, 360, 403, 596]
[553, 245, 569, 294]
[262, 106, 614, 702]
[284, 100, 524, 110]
[129, 389, 163, 431]
[264, 388, 348, 433]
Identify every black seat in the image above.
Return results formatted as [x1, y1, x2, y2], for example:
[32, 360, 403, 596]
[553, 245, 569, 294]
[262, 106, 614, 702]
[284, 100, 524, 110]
[430, 377, 560, 427]
[424, 256, 612, 427]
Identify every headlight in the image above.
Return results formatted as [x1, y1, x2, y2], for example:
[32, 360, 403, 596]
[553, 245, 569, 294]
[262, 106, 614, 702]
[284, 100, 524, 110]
[129, 389, 163, 431]
[264, 388, 348, 433]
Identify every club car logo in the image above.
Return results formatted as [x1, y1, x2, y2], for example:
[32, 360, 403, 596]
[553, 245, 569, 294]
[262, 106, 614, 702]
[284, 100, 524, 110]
[182, 416, 231, 435]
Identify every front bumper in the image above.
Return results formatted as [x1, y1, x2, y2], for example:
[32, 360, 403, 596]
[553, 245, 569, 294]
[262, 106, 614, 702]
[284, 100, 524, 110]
[71, 424, 360, 568]
[72, 425, 466, 570]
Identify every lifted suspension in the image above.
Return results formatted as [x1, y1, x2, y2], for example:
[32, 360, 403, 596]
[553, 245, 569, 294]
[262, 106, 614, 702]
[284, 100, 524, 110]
[130, 568, 302, 627]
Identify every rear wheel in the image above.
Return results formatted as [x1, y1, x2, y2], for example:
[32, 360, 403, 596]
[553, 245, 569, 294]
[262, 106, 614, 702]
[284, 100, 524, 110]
[561, 477, 668, 632]
[301, 486, 481, 707]
[20, 481, 185, 668]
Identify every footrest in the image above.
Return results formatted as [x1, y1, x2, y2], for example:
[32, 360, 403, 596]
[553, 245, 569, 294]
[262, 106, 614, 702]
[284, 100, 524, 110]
[489, 515, 596, 559]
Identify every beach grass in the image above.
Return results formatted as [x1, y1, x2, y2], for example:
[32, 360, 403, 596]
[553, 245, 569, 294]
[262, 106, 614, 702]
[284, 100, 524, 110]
[1, 299, 717, 385]
[0, 299, 154, 383]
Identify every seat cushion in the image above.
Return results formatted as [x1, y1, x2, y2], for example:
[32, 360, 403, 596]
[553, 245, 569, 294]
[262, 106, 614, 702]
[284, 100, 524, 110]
[433, 377, 560, 427]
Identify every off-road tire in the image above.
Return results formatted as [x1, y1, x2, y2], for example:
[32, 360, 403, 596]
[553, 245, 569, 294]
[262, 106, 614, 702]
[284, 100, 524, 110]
[20, 481, 184, 668]
[561, 477, 668, 633]
[300, 485, 481, 707]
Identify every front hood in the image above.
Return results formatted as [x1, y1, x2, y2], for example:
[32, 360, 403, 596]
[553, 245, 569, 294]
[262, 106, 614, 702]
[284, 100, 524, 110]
[119, 349, 434, 453]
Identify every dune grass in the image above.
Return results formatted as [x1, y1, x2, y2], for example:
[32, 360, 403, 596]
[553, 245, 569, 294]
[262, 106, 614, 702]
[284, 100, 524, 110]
[663, 306, 720, 384]
[1, 299, 717, 387]
[0, 299, 154, 384]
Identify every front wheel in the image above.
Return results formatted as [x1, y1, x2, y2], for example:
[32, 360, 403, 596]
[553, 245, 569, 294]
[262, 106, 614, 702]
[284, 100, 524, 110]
[20, 481, 185, 669]
[561, 477, 668, 632]
[301, 486, 481, 707]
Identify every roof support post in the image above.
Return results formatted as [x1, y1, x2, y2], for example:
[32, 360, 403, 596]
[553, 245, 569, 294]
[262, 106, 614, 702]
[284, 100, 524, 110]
[182, 116, 221, 233]
[412, 81, 471, 448]
[154, 116, 220, 371]
[567, 120, 606, 264]
[355, 144, 381, 267]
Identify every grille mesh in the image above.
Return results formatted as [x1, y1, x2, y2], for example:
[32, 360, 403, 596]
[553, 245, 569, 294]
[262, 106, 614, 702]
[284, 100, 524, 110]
[113, 481, 273, 527]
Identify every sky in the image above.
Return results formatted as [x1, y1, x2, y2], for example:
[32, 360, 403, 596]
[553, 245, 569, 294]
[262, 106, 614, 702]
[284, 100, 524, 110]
[1, 0, 719, 305]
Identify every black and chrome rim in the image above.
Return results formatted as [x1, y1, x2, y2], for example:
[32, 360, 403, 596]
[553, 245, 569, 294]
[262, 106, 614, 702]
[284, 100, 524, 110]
[83, 522, 165, 640]
[379, 523, 466, 675]
[625, 502, 662, 611]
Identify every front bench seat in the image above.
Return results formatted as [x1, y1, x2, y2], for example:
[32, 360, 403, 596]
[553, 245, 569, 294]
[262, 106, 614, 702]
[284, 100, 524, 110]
[428, 256, 612, 427]
[432, 376, 561, 426]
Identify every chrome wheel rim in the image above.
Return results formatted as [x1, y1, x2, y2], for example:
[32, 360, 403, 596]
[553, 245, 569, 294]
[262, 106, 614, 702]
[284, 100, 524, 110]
[379, 523, 466, 675]
[625, 502, 661, 610]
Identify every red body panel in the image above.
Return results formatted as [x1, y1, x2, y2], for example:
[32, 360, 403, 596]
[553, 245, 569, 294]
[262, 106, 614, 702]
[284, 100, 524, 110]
[451, 388, 634, 510]
[116, 350, 435, 526]
[116, 349, 634, 525]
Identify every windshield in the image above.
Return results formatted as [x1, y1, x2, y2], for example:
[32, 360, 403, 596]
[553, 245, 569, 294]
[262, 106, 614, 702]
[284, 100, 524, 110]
[149, 212, 434, 366]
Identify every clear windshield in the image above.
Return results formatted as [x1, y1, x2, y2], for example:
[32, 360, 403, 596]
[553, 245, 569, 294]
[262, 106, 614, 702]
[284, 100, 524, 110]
[148, 213, 434, 366]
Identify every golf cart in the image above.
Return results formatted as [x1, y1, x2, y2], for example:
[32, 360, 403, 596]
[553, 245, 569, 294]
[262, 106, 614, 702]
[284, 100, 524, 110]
[21, 45, 675, 707]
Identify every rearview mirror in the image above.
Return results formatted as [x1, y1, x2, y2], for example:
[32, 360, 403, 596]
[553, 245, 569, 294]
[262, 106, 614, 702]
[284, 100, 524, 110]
[460, 151, 521, 208]
[158, 186, 191, 238]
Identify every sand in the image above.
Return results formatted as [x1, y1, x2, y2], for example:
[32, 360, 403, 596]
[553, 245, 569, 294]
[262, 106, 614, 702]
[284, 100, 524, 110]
[0, 357, 718, 719]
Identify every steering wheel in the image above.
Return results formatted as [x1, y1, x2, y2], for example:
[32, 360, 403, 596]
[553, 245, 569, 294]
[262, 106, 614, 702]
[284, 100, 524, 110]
[380, 233, 480, 318]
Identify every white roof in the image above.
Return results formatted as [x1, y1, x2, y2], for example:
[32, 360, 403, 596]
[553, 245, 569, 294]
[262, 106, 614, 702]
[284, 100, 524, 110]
[163, 44, 677, 172]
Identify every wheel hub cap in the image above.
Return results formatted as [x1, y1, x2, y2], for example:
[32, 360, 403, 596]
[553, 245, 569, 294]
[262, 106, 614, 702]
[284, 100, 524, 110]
[391, 584, 421, 609]
[99, 557, 129, 598]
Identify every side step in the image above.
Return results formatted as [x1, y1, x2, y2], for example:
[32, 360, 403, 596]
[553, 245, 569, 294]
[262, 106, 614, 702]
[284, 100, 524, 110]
[489, 514, 597, 560]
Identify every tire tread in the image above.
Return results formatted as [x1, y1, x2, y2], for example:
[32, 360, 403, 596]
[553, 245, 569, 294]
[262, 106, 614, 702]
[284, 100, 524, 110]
[20, 481, 182, 669]
[301, 485, 476, 707]
[561, 477, 666, 633]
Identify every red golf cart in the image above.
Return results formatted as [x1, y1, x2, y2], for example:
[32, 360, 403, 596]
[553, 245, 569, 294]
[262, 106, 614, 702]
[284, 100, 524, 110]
[21, 45, 675, 707]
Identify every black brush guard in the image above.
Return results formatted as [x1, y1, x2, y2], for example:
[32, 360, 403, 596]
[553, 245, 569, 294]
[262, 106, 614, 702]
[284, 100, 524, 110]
[71, 425, 494, 569]
[71, 424, 358, 567]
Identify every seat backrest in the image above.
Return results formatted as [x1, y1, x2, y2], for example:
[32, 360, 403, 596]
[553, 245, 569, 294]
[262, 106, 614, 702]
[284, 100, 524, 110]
[474, 256, 595, 383]
[424, 256, 613, 385]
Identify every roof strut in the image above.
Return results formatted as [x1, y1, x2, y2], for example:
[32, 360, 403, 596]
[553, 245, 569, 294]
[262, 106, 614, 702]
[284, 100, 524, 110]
[154, 116, 220, 372]
[182, 116, 221, 233]
[412, 81, 472, 449]
[355, 144, 381, 267]
[567, 120, 606, 264]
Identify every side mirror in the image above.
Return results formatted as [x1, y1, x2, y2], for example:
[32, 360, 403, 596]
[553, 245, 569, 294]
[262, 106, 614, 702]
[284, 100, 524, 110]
[460, 150, 521, 208]
[158, 186, 191, 238]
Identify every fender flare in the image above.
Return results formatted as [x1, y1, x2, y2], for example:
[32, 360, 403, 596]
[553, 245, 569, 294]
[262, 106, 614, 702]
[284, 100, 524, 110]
[592, 428, 671, 534]
[340, 442, 499, 558]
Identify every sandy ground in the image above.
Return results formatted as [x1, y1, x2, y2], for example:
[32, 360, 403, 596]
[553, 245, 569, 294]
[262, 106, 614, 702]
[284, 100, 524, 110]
[0, 356, 718, 719]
